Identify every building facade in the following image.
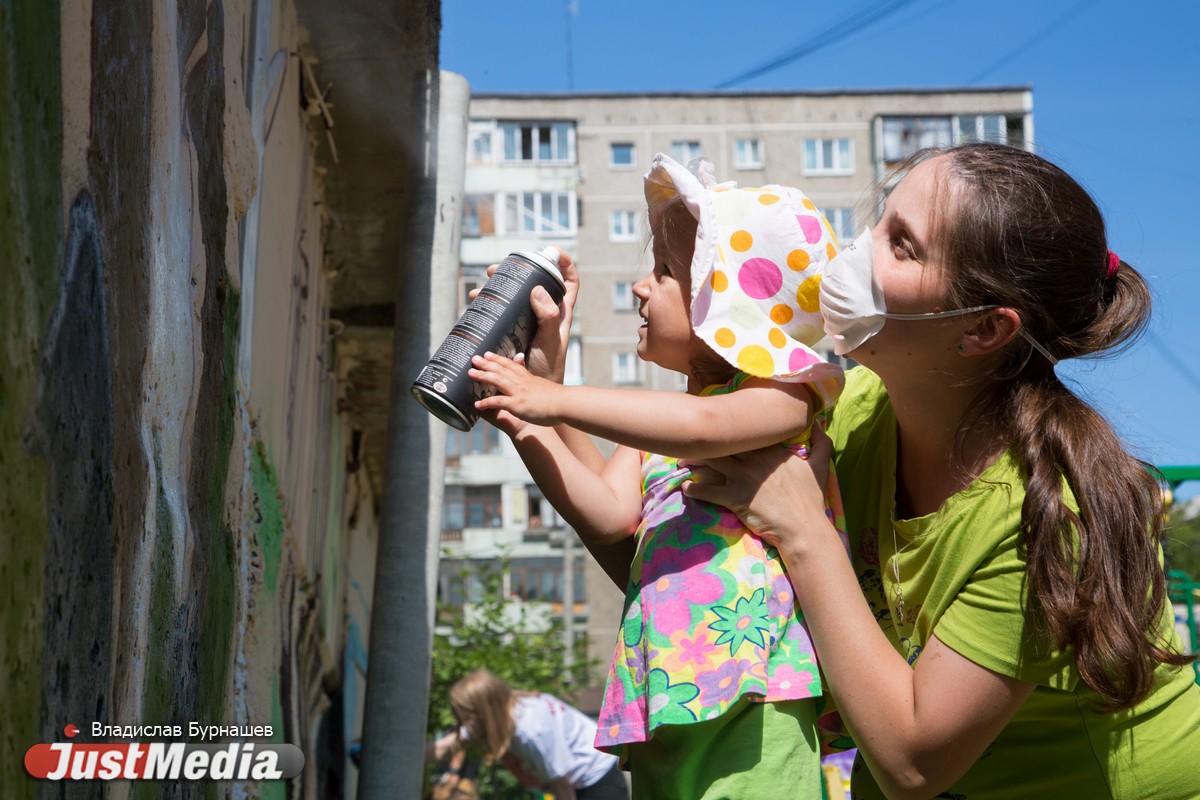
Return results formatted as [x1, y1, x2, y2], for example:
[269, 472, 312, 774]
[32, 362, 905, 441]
[442, 87, 1034, 694]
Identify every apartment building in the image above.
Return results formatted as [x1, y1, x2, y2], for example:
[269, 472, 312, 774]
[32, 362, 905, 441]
[439, 87, 1033, 693]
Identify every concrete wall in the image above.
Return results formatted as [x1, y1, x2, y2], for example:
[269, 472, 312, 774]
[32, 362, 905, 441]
[0, 0, 434, 796]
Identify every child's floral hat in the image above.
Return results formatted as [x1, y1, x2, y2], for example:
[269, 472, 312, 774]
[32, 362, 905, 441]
[644, 153, 844, 403]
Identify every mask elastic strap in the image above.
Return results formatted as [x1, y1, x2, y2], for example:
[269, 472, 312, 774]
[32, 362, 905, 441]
[884, 305, 1059, 366]
[1017, 329, 1059, 366]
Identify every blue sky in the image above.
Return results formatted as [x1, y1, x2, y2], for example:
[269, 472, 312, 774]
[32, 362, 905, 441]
[441, 0, 1200, 500]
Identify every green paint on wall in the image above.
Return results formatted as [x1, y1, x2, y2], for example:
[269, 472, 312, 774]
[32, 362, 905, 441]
[252, 439, 285, 598]
[0, 0, 61, 795]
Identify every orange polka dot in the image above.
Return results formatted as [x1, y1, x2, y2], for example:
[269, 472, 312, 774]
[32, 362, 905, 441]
[758, 193, 781, 205]
[787, 249, 810, 271]
[797, 275, 822, 313]
[715, 328, 736, 348]
[768, 328, 787, 348]
[770, 304, 794, 325]
[711, 270, 729, 292]
[730, 230, 753, 252]
[826, 242, 837, 261]
[656, 576, 671, 592]
[802, 198, 816, 210]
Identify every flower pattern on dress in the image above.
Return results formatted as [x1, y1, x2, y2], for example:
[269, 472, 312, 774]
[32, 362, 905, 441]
[708, 588, 772, 655]
[595, 375, 849, 756]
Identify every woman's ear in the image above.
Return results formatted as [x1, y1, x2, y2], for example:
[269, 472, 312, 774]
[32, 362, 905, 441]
[959, 308, 1022, 356]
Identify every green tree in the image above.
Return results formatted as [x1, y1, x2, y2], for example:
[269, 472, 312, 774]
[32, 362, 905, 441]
[427, 556, 594, 798]
[1164, 505, 1200, 582]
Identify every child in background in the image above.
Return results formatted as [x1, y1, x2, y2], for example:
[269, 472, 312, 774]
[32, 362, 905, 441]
[468, 153, 846, 799]
[432, 669, 628, 800]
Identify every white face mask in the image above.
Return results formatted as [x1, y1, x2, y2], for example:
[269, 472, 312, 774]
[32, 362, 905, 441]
[818, 229, 1000, 356]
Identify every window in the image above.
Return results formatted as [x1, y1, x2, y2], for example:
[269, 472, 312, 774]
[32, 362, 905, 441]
[458, 264, 488, 313]
[461, 194, 495, 237]
[882, 114, 1023, 163]
[954, 114, 1007, 145]
[564, 337, 583, 386]
[445, 422, 502, 457]
[526, 486, 562, 530]
[609, 210, 638, 242]
[733, 138, 763, 169]
[824, 208, 856, 242]
[502, 191, 577, 237]
[670, 140, 703, 164]
[467, 126, 493, 163]
[509, 556, 585, 604]
[612, 281, 636, 311]
[610, 142, 635, 167]
[803, 138, 854, 175]
[500, 121, 575, 163]
[441, 485, 503, 530]
[881, 117, 953, 163]
[613, 352, 642, 384]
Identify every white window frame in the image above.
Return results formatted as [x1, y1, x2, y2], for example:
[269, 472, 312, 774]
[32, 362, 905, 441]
[804, 138, 854, 176]
[733, 138, 764, 169]
[670, 140, 703, 165]
[880, 117, 953, 163]
[499, 120, 576, 164]
[564, 337, 583, 386]
[612, 281, 636, 311]
[609, 210, 639, 242]
[610, 142, 636, 168]
[459, 264, 489, 314]
[467, 122, 496, 163]
[953, 114, 1008, 145]
[612, 352, 642, 385]
[825, 208, 856, 242]
[501, 191, 577, 237]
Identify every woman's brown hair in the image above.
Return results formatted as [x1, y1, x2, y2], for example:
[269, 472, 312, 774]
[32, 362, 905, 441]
[907, 142, 1189, 711]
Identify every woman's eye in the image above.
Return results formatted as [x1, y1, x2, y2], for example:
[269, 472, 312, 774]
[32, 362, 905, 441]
[892, 238, 915, 259]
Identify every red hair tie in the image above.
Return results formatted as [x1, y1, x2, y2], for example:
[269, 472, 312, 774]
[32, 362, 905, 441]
[1105, 250, 1120, 280]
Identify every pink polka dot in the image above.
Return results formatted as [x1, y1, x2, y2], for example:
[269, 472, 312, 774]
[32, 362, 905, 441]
[797, 215, 822, 244]
[789, 347, 822, 373]
[693, 287, 712, 325]
[738, 258, 783, 300]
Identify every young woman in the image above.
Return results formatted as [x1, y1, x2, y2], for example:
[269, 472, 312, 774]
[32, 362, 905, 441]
[682, 142, 1200, 799]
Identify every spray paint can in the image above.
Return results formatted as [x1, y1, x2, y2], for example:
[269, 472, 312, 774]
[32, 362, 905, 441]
[411, 247, 566, 431]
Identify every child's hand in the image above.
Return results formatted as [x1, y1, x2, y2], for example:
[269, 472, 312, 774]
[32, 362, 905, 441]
[470, 352, 564, 425]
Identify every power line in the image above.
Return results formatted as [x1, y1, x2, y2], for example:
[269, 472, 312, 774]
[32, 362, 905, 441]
[714, 0, 919, 89]
[966, 0, 1101, 84]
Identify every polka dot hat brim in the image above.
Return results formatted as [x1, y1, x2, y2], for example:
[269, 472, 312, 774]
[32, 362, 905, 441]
[644, 153, 845, 405]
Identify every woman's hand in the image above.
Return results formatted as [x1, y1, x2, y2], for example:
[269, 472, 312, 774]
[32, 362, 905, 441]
[524, 247, 578, 383]
[682, 425, 834, 552]
[469, 248, 579, 383]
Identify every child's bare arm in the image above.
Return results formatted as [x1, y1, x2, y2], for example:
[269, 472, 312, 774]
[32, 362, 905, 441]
[508, 425, 643, 545]
[472, 353, 815, 458]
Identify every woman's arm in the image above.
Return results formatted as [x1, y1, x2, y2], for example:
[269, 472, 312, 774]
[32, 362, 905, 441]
[682, 433, 1034, 800]
[472, 354, 815, 459]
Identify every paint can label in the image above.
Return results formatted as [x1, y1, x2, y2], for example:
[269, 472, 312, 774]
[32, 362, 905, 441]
[411, 250, 566, 431]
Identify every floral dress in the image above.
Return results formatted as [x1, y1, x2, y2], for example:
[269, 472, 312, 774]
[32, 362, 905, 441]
[594, 376, 847, 755]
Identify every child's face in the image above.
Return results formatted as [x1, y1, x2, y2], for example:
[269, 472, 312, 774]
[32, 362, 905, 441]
[633, 232, 695, 374]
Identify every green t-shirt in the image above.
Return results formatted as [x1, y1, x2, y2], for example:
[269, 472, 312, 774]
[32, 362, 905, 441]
[827, 367, 1200, 800]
